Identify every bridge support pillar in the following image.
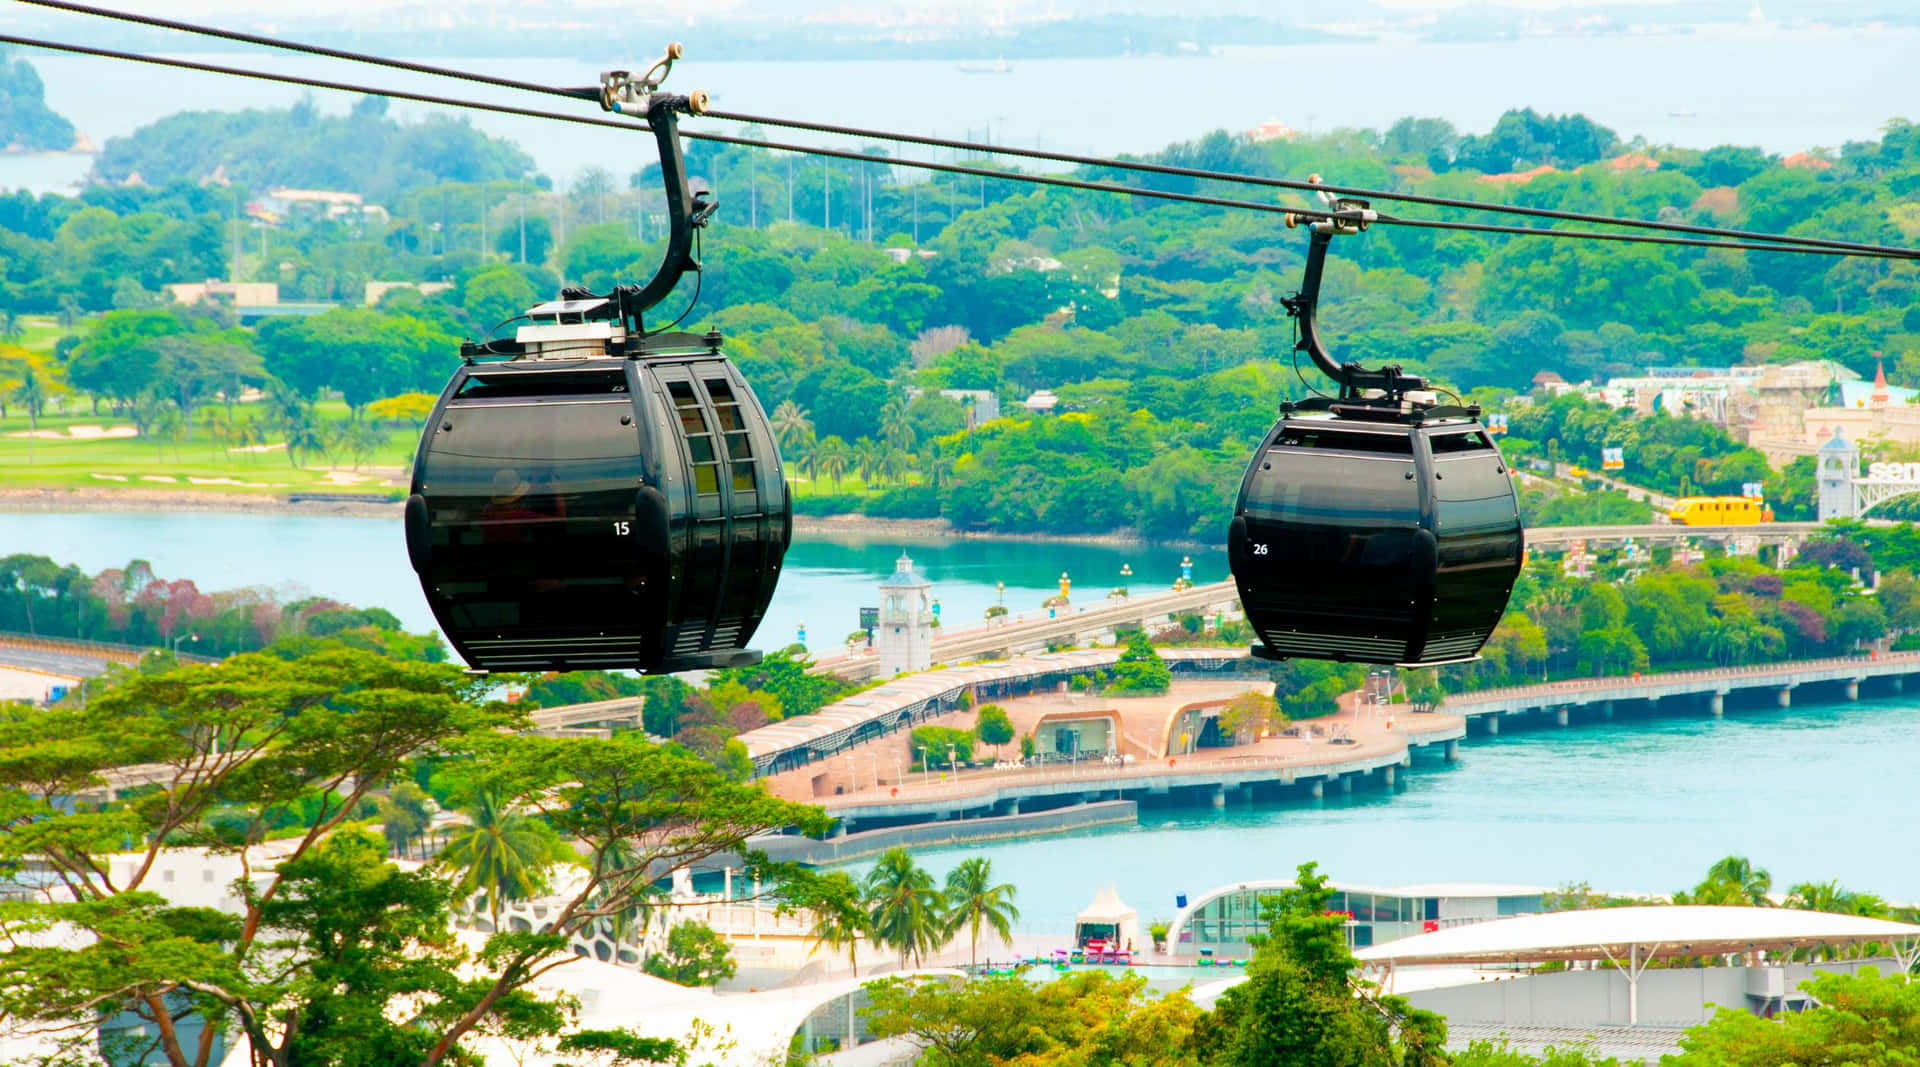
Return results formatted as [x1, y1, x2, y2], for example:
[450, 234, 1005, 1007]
[1339, 774, 1353, 794]
[1209, 785, 1227, 809]
[1555, 707, 1570, 727]
[1443, 739, 1459, 762]
[1894, 676, 1907, 695]
[831, 821, 848, 839]
[1381, 765, 1396, 789]
[1600, 702, 1615, 721]
[1309, 780, 1325, 799]
[1484, 714, 1500, 736]
[1778, 686, 1794, 709]
[1002, 798, 1021, 816]
[1847, 679, 1861, 702]
[1709, 692, 1725, 718]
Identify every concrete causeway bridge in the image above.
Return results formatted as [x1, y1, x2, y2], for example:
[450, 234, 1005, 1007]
[808, 521, 1834, 684]
[1521, 522, 1823, 550]
[748, 647, 1920, 840]
[808, 580, 1247, 683]
[1434, 650, 1920, 732]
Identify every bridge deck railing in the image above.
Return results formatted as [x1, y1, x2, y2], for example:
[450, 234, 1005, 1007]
[0, 630, 219, 666]
[1441, 651, 1920, 709]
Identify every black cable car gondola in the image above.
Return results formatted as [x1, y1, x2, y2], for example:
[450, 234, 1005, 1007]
[1228, 190, 1523, 666]
[405, 54, 790, 674]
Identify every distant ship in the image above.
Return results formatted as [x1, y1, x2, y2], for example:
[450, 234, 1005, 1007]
[958, 58, 1013, 74]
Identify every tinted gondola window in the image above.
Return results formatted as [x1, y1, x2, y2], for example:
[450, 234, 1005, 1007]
[1253, 451, 1418, 527]
[426, 399, 641, 550]
[1276, 428, 1414, 455]
[1434, 457, 1519, 533]
[1427, 431, 1495, 455]
[667, 380, 724, 511]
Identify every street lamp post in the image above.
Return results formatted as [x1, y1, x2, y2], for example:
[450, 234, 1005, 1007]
[917, 746, 930, 787]
[171, 633, 199, 657]
[947, 743, 958, 777]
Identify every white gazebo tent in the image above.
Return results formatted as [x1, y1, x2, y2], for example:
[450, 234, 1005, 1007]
[1075, 884, 1140, 950]
[1354, 905, 1920, 1025]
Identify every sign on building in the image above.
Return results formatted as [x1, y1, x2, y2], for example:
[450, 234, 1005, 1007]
[1601, 446, 1625, 471]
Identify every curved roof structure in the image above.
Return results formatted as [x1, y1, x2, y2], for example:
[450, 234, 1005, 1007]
[738, 647, 1242, 769]
[1354, 906, 1920, 966]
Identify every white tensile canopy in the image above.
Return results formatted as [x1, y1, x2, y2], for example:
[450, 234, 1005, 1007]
[1354, 906, 1920, 1024]
[1075, 884, 1141, 950]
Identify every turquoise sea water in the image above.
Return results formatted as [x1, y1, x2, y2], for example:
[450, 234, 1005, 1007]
[2, 512, 1911, 931]
[0, 511, 1225, 654]
[844, 697, 1920, 931]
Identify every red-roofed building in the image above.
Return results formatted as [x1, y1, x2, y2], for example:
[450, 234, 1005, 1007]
[1782, 152, 1834, 170]
[1245, 120, 1299, 143]
[1606, 153, 1660, 171]
[1479, 164, 1559, 185]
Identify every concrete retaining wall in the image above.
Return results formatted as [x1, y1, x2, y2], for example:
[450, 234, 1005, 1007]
[748, 800, 1138, 865]
[1407, 958, 1899, 1028]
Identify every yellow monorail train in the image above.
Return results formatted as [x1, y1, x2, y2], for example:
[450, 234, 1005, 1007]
[1668, 496, 1773, 525]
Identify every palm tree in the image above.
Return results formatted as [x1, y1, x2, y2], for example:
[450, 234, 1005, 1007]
[853, 436, 885, 487]
[771, 399, 814, 455]
[920, 443, 954, 492]
[10, 366, 45, 464]
[865, 847, 944, 969]
[880, 399, 916, 455]
[437, 789, 561, 931]
[803, 870, 870, 977]
[942, 857, 1020, 972]
[1704, 855, 1772, 906]
[877, 446, 908, 486]
[814, 435, 852, 491]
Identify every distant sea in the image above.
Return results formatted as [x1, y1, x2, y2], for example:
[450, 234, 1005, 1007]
[2, 22, 1916, 194]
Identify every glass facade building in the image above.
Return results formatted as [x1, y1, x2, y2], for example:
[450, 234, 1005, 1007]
[1171, 882, 1547, 954]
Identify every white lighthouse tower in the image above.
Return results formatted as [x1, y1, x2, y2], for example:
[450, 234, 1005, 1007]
[877, 552, 934, 676]
[1817, 429, 1860, 521]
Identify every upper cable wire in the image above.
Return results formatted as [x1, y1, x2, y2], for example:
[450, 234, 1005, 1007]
[5, 12, 1917, 262]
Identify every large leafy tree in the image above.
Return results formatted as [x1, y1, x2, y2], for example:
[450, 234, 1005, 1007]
[0, 647, 505, 1067]
[1207, 862, 1448, 1067]
[640, 921, 736, 987]
[0, 646, 827, 1067]
[1668, 969, 1920, 1065]
[862, 970, 1206, 1067]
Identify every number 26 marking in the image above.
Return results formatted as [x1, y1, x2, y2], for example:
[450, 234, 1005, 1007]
[1252, 543, 1269, 555]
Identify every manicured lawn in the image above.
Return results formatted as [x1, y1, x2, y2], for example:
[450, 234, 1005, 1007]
[0, 402, 415, 498]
